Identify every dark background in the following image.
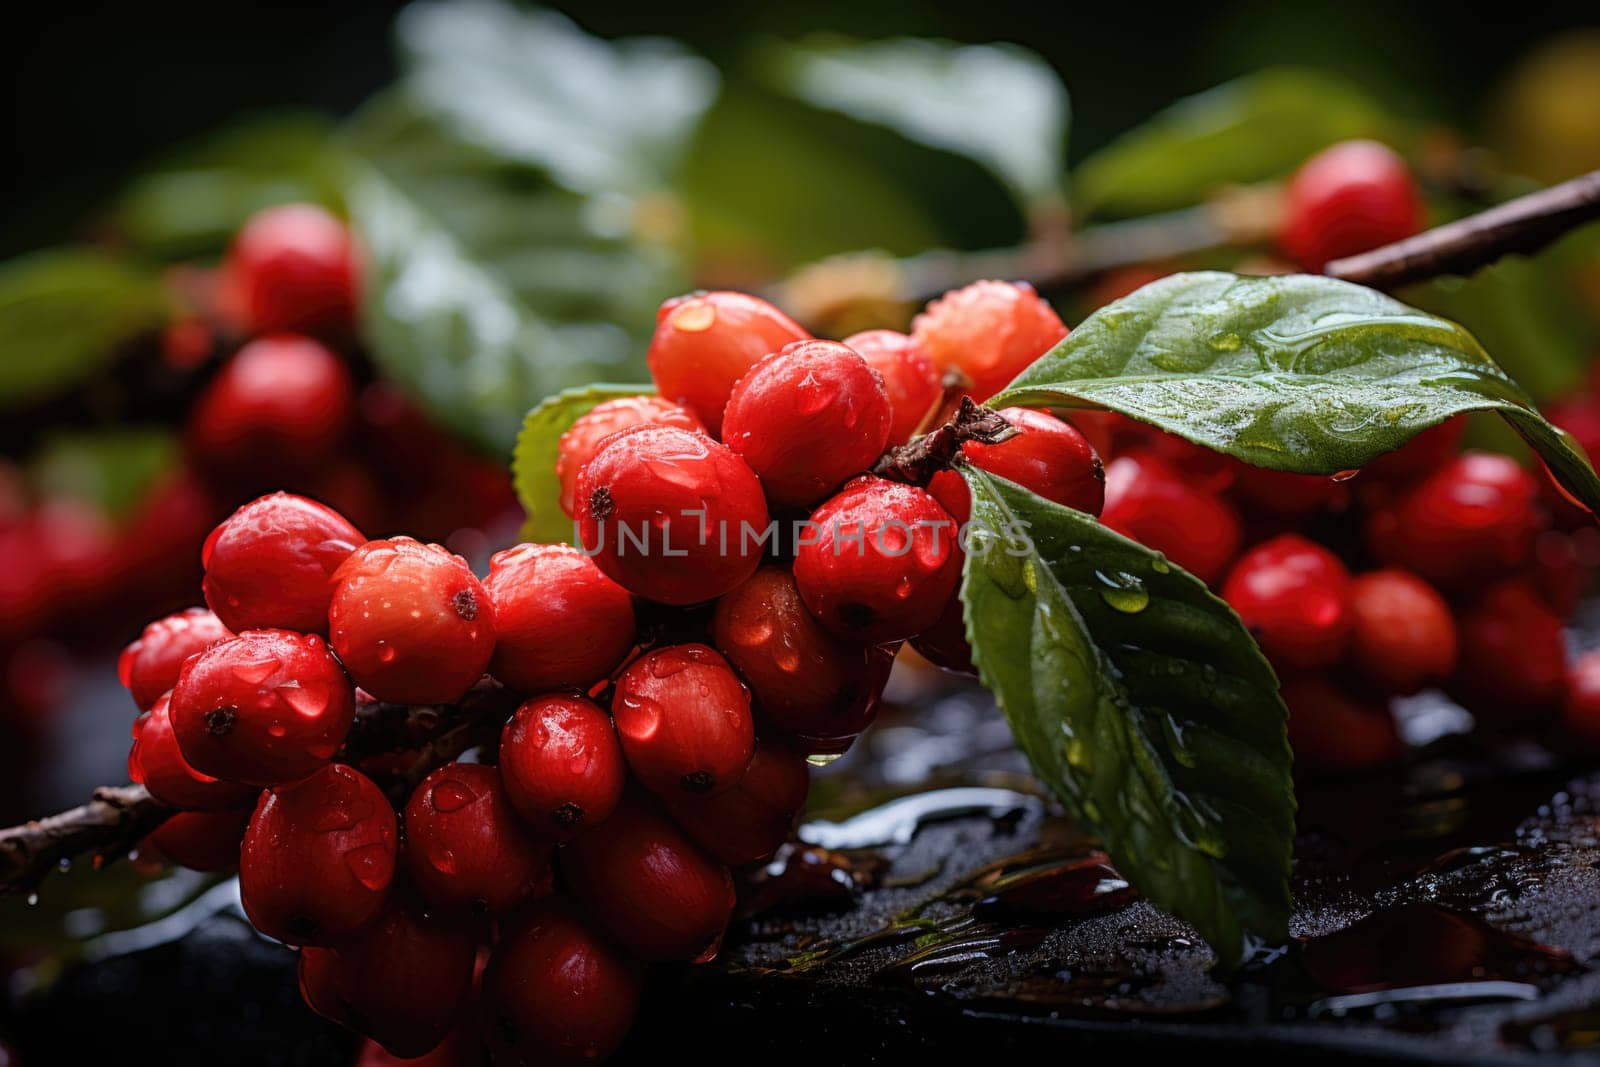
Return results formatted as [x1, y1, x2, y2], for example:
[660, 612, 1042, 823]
[4, 0, 1598, 259]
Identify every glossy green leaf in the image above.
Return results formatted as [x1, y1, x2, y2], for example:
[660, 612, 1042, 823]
[0, 250, 170, 410]
[511, 383, 653, 544]
[960, 467, 1293, 967]
[994, 272, 1600, 513]
[1072, 68, 1395, 218]
[768, 36, 1069, 212]
[110, 113, 347, 259]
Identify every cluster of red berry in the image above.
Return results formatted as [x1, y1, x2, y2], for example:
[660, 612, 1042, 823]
[1084, 408, 1600, 772]
[112, 278, 1097, 1063]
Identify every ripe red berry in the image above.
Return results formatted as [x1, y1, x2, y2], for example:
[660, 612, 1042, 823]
[1282, 676, 1403, 776]
[329, 538, 495, 704]
[1279, 140, 1423, 271]
[927, 407, 1104, 522]
[1364, 451, 1541, 590]
[646, 291, 810, 434]
[299, 889, 477, 1059]
[1359, 417, 1466, 487]
[664, 740, 809, 866]
[240, 764, 397, 946]
[187, 335, 356, 487]
[1229, 464, 1348, 518]
[1223, 535, 1353, 671]
[711, 566, 891, 750]
[170, 629, 355, 786]
[1346, 569, 1458, 695]
[228, 203, 360, 336]
[484, 543, 635, 694]
[794, 476, 962, 644]
[1448, 580, 1568, 724]
[910, 592, 975, 675]
[721, 340, 893, 508]
[499, 694, 626, 840]
[561, 792, 735, 961]
[576, 425, 769, 605]
[910, 280, 1067, 402]
[202, 492, 365, 634]
[1563, 651, 1600, 750]
[555, 395, 705, 517]
[145, 807, 252, 872]
[403, 763, 554, 915]
[130, 694, 258, 811]
[483, 899, 642, 1067]
[843, 329, 942, 445]
[1100, 454, 1242, 586]
[612, 644, 754, 797]
[118, 608, 232, 710]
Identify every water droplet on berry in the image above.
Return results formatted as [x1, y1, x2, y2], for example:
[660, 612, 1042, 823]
[377, 644, 397, 664]
[279, 685, 330, 719]
[431, 848, 457, 875]
[267, 722, 288, 739]
[669, 299, 716, 333]
[230, 657, 279, 685]
[1331, 469, 1360, 483]
[430, 779, 474, 813]
[344, 843, 394, 890]
[617, 694, 663, 740]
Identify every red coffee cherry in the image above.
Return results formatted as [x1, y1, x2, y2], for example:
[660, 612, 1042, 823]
[1229, 465, 1348, 518]
[576, 425, 769, 605]
[483, 898, 643, 1067]
[299, 889, 477, 1059]
[612, 644, 755, 797]
[1346, 570, 1458, 695]
[646, 291, 810, 434]
[1279, 140, 1423, 271]
[555, 395, 705, 517]
[1358, 417, 1465, 487]
[227, 203, 360, 336]
[403, 762, 554, 915]
[499, 694, 626, 840]
[910, 280, 1067, 402]
[329, 538, 495, 704]
[1100, 454, 1242, 586]
[910, 592, 975, 675]
[793, 476, 962, 644]
[561, 792, 735, 961]
[1563, 651, 1600, 750]
[202, 492, 365, 634]
[170, 629, 355, 786]
[145, 807, 253, 873]
[1447, 580, 1568, 725]
[1364, 451, 1541, 590]
[1282, 676, 1403, 776]
[484, 543, 635, 693]
[240, 763, 397, 946]
[721, 340, 893, 508]
[1223, 535, 1353, 671]
[664, 740, 809, 866]
[843, 329, 942, 445]
[927, 407, 1104, 522]
[187, 335, 356, 487]
[130, 694, 258, 811]
[711, 567, 891, 751]
[119, 608, 232, 710]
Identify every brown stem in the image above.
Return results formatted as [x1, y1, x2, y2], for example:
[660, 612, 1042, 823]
[0, 679, 518, 896]
[873, 398, 1016, 486]
[1325, 168, 1600, 291]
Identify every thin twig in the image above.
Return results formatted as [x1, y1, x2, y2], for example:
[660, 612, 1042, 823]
[873, 398, 1016, 486]
[1326, 169, 1600, 291]
[0, 785, 169, 896]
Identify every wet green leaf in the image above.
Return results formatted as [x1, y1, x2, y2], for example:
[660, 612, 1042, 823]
[511, 383, 653, 544]
[994, 272, 1600, 513]
[0, 250, 170, 410]
[1072, 68, 1396, 218]
[769, 35, 1069, 212]
[960, 468, 1293, 967]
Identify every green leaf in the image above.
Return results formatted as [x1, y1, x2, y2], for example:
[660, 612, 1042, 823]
[1072, 68, 1396, 218]
[994, 271, 1600, 513]
[511, 383, 653, 544]
[0, 250, 170, 410]
[32, 427, 180, 518]
[110, 113, 347, 259]
[767, 36, 1069, 213]
[960, 467, 1293, 967]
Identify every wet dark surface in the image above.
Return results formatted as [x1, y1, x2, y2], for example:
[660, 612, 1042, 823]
[7, 667, 1600, 1064]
